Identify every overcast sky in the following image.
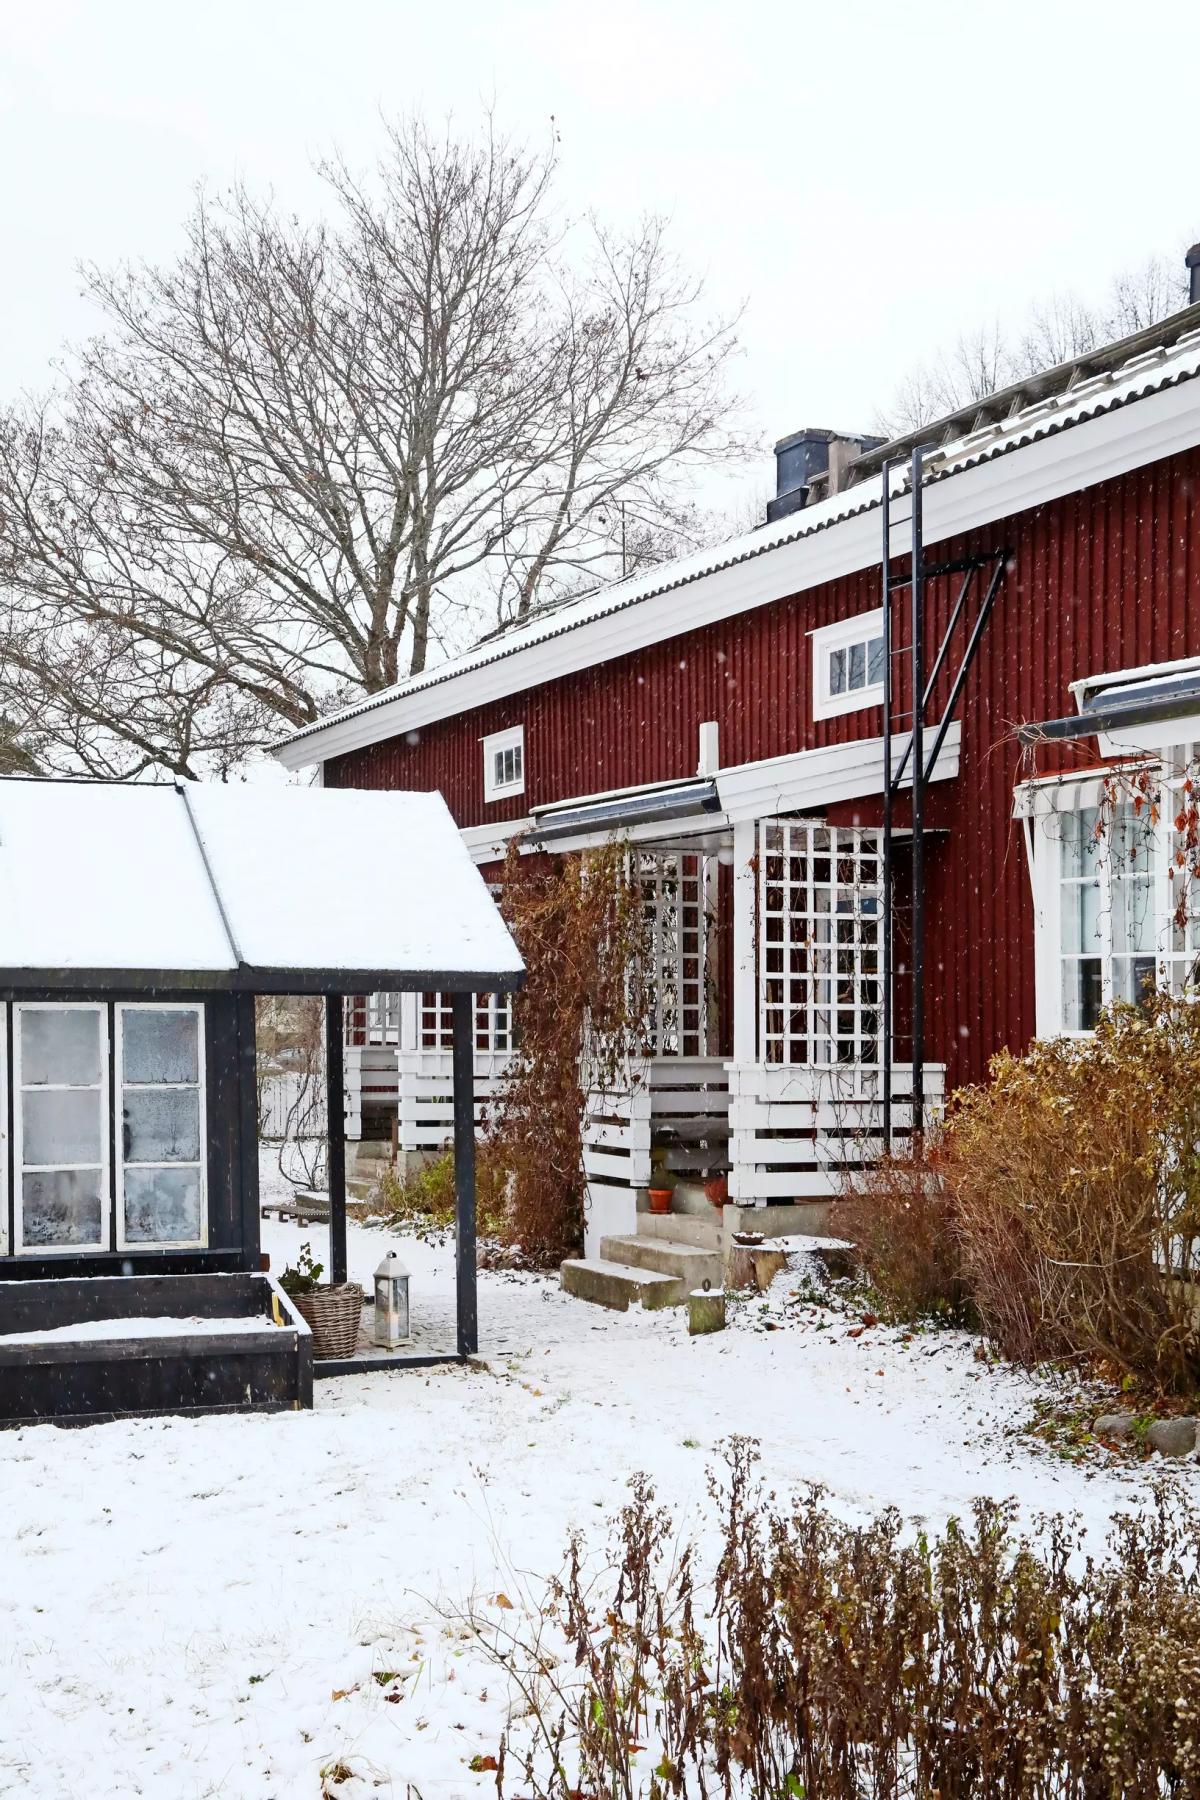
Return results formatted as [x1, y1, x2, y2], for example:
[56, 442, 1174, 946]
[3, 0, 1199, 513]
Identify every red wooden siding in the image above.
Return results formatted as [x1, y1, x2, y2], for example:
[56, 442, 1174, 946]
[329, 447, 1200, 1093]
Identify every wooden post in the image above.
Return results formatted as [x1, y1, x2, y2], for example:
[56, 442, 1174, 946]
[236, 992, 261, 1271]
[731, 816, 757, 1066]
[325, 994, 348, 1286]
[451, 990, 478, 1358]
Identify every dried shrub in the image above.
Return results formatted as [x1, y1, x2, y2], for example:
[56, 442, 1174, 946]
[487, 839, 651, 1267]
[945, 994, 1200, 1391]
[834, 1143, 971, 1325]
[478, 1441, 1200, 1798]
[372, 1148, 506, 1236]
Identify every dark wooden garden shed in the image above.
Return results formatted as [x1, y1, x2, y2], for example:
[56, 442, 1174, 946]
[0, 776, 523, 1426]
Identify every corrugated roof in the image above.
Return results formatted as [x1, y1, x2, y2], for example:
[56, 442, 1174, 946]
[278, 307, 1200, 757]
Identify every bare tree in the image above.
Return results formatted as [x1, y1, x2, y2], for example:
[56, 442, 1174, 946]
[0, 116, 745, 778]
[876, 248, 1193, 436]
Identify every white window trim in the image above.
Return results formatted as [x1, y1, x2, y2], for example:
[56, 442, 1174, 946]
[811, 608, 886, 722]
[1023, 755, 1198, 1038]
[482, 724, 525, 802]
[13, 1001, 110, 1257]
[115, 1003, 209, 1253]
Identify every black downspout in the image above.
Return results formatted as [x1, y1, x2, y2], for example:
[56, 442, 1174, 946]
[325, 994, 348, 1286]
[881, 460, 895, 1151]
[451, 991, 479, 1358]
[909, 446, 926, 1140]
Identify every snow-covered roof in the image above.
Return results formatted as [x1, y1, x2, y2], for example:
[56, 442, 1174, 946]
[0, 779, 523, 991]
[275, 304, 1200, 770]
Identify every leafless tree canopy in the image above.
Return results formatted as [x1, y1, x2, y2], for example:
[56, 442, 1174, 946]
[876, 251, 1192, 437]
[0, 117, 745, 777]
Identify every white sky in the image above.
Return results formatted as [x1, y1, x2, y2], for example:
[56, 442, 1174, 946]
[3, 0, 1199, 514]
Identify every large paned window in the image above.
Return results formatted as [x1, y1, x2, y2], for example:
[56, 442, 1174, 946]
[116, 1005, 206, 1248]
[15, 1005, 108, 1253]
[1023, 749, 1200, 1038]
[5, 1001, 207, 1257]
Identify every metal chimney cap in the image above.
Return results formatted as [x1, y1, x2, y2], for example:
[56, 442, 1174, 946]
[1187, 244, 1200, 268]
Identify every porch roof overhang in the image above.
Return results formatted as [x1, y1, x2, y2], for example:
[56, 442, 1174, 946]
[1015, 655, 1200, 758]
[467, 721, 962, 862]
[0, 777, 524, 997]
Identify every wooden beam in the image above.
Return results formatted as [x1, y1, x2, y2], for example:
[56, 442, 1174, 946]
[451, 991, 478, 1357]
[325, 995, 348, 1286]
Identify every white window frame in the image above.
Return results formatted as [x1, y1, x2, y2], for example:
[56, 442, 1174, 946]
[482, 725, 525, 802]
[811, 608, 886, 722]
[1022, 751, 1200, 1038]
[13, 1001, 110, 1257]
[115, 1003, 208, 1252]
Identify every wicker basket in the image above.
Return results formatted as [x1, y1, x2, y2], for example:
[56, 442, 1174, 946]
[291, 1282, 363, 1360]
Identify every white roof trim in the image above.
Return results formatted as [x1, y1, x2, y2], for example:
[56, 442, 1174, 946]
[275, 330, 1200, 770]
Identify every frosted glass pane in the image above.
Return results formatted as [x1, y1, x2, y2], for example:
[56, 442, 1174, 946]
[22, 1088, 102, 1166]
[1060, 881, 1100, 954]
[122, 1009, 198, 1085]
[1061, 808, 1101, 877]
[22, 1170, 103, 1246]
[1111, 877, 1155, 954]
[20, 1008, 101, 1086]
[123, 1168, 202, 1244]
[122, 1089, 200, 1163]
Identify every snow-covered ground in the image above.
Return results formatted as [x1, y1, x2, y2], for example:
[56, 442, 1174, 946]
[0, 1156, 1190, 1799]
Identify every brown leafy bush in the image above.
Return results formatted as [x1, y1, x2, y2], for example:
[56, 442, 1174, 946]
[945, 995, 1200, 1391]
[835, 1143, 972, 1325]
[478, 1441, 1200, 1798]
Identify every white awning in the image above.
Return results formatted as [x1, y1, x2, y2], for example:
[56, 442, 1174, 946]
[0, 779, 523, 992]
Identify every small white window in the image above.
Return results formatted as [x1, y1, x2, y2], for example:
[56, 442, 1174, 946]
[482, 725, 525, 802]
[115, 1005, 207, 1250]
[811, 609, 886, 721]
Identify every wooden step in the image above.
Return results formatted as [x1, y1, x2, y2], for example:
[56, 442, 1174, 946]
[559, 1257, 686, 1311]
[600, 1236, 723, 1289]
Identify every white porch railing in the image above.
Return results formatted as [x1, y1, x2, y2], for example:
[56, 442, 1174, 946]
[727, 1061, 946, 1204]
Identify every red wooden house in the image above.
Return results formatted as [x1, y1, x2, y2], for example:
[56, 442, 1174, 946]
[276, 264, 1200, 1258]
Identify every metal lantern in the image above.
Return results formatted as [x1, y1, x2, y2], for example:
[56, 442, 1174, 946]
[373, 1252, 412, 1348]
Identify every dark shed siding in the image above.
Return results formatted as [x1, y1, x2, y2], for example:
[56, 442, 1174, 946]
[329, 448, 1200, 1092]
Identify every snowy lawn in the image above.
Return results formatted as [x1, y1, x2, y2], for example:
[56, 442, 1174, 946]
[0, 1156, 1192, 1799]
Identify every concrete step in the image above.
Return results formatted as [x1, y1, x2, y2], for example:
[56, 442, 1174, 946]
[560, 1257, 686, 1311]
[633, 1212, 722, 1251]
[347, 1176, 377, 1201]
[600, 1235, 723, 1289]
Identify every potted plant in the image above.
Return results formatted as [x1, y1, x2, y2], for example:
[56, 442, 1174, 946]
[278, 1241, 363, 1361]
[647, 1167, 675, 1216]
[703, 1172, 729, 1210]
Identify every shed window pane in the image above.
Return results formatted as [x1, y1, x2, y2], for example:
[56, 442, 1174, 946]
[848, 641, 866, 689]
[122, 1169, 202, 1245]
[21, 1170, 104, 1247]
[122, 1089, 200, 1163]
[828, 647, 847, 695]
[20, 1009, 101, 1086]
[22, 1089, 103, 1167]
[122, 1010, 199, 1085]
[867, 636, 885, 684]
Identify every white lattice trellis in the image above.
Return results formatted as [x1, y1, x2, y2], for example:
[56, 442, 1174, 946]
[638, 850, 710, 1057]
[757, 819, 884, 1066]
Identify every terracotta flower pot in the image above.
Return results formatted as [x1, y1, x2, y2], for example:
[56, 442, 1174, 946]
[648, 1186, 673, 1215]
[704, 1175, 728, 1210]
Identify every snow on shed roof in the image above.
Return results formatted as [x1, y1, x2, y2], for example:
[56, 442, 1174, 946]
[0, 779, 523, 991]
[275, 304, 1200, 768]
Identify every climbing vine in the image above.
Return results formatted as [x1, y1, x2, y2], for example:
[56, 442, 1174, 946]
[486, 837, 654, 1266]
